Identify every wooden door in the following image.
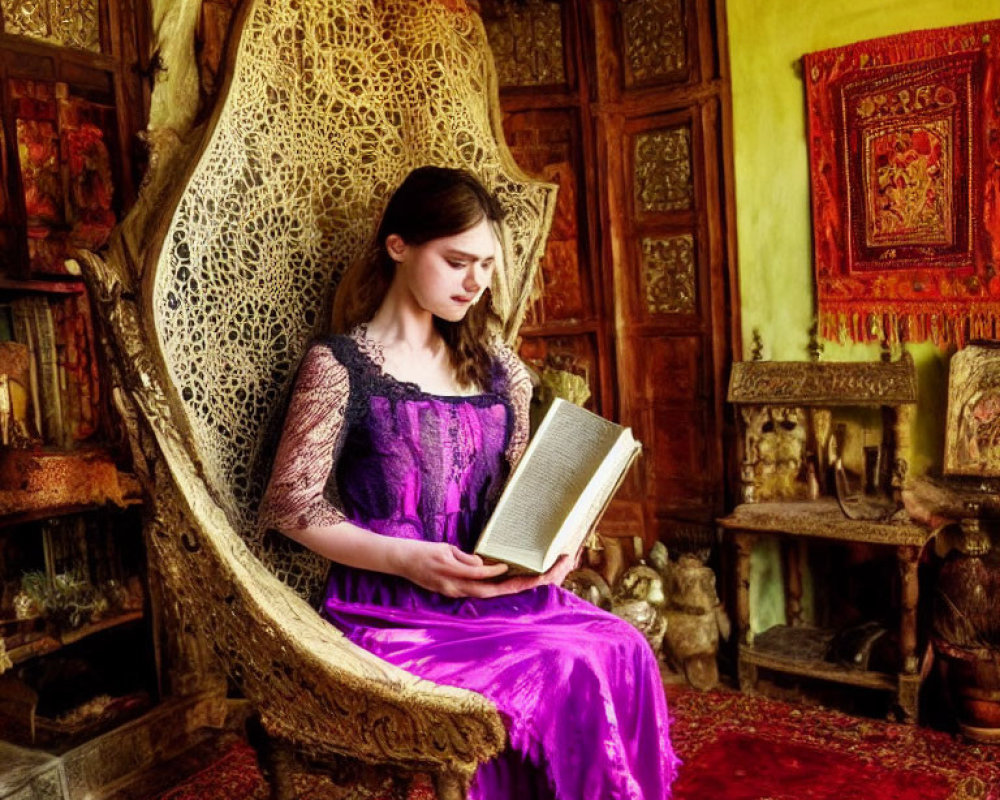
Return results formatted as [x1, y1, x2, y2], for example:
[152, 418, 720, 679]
[481, 0, 739, 550]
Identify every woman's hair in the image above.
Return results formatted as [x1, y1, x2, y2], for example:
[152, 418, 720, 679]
[332, 166, 506, 389]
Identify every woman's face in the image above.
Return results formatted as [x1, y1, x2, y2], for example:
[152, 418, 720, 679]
[387, 216, 497, 322]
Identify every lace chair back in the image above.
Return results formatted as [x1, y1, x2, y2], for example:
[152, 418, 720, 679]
[152, 0, 554, 599]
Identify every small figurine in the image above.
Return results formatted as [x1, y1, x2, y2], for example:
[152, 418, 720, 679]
[610, 540, 668, 653]
[611, 565, 668, 654]
[658, 549, 731, 691]
[563, 567, 613, 612]
[12, 589, 39, 620]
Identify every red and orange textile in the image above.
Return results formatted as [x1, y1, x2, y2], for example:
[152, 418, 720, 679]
[804, 21, 1000, 347]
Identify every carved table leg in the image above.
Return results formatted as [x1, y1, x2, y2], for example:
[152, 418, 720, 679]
[897, 544, 921, 723]
[898, 545, 920, 674]
[738, 657, 759, 694]
[897, 673, 921, 725]
[734, 532, 755, 647]
[733, 532, 758, 693]
[783, 537, 806, 627]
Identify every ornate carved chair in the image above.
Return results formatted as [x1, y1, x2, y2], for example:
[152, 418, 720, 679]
[77, 1, 555, 796]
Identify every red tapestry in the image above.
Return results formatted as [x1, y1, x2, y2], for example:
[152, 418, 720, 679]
[804, 21, 1000, 347]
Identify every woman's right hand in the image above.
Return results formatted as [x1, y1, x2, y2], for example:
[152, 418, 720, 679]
[391, 539, 529, 598]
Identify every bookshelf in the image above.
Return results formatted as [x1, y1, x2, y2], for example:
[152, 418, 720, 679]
[0, 281, 155, 753]
[0, 0, 159, 779]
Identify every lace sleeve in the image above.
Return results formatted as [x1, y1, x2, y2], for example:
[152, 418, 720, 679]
[496, 343, 533, 469]
[258, 343, 350, 532]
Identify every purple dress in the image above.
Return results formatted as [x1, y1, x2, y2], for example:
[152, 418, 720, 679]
[262, 333, 678, 799]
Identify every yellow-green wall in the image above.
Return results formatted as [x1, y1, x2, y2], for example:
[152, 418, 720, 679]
[727, 0, 999, 630]
[729, 0, 999, 366]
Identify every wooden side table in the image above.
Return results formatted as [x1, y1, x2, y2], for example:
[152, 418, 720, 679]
[719, 499, 933, 722]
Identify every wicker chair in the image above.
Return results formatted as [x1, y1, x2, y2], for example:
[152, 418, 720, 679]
[77, 1, 555, 796]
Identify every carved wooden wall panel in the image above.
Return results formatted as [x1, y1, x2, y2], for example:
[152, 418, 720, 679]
[502, 109, 589, 326]
[643, 336, 702, 401]
[650, 406, 711, 499]
[640, 234, 697, 316]
[478, 0, 614, 418]
[486, 0, 737, 548]
[613, 97, 730, 541]
[634, 126, 694, 214]
[480, 0, 567, 89]
[619, 0, 689, 88]
[518, 332, 599, 409]
[1, 0, 103, 53]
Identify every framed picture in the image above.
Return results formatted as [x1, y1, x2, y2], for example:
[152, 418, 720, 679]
[945, 342, 1000, 477]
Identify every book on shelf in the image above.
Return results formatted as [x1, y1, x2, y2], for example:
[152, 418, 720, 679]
[474, 397, 641, 575]
[6, 291, 100, 447]
[29, 295, 64, 446]
[10, 297, 43, 439]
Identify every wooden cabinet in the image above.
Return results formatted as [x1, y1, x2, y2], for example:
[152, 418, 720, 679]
[480, 0, 739, 551]
[0, 1, 147, 279]
[720, 501, 931, 722]
[718, 356, 933, 722]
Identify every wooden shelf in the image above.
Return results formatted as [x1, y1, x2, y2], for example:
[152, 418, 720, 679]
[6, 611, 144, 665]
[60, 611, 144, 645]
[740, 641, 898, 692]
[718, 498, 932, 547]
[0, 497, 142, 530]
[0, 277, 85, 295]
[0, 449, 142, 523]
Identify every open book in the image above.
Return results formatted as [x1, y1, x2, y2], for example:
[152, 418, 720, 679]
[474, 397, 641, 574]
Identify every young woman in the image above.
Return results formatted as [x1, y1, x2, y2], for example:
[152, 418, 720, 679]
[259, 166, 678, 799]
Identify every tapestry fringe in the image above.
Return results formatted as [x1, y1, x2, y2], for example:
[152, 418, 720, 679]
[820, 307, 1000, 350]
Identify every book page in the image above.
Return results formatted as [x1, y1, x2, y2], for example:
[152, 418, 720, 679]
[546, 433, 640, 569]
[475, 399, 628, 572]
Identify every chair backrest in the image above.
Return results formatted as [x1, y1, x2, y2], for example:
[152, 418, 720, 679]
[148, 0, 555, 596]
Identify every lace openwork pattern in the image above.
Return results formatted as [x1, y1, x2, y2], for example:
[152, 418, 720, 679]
[151, 0, 556, 592]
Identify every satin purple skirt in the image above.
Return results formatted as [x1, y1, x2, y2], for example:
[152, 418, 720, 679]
[323, 563, 678, 799]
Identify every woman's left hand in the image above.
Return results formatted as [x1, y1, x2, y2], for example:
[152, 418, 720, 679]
[486, 552, 577, 596]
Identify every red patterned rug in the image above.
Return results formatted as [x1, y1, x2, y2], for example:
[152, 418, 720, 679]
[150, 737, 269, 800]
[149, 738, 435, 800]
[150, 690, 1000, 799]
[668, 688, 1000, 800]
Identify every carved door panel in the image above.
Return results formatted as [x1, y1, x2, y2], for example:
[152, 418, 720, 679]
[591, 0, 735, 547]
[482, 0, 612, 420]
[503, 107, 607, 414]
[482, 0, 737, 549]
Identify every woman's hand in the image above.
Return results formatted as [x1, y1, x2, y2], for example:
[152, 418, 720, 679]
[391, 540, 509, 597]
[390, 541, 577, 599]
[538, 552, 577, 587]
[472, 553, 577, 597]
